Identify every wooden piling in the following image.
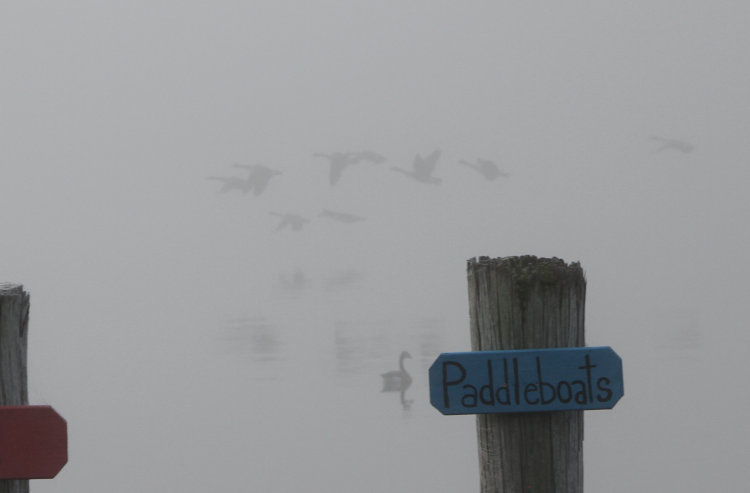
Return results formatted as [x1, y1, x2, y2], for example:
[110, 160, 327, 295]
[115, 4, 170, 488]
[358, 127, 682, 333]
[0, 284, 30, 493]
[467, 256, 586, 493]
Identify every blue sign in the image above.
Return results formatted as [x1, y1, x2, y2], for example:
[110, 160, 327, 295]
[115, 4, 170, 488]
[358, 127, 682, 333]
[429, 346, 623, 415]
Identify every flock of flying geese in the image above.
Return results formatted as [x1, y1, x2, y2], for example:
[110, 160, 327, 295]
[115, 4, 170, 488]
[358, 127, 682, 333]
[206, 149, 511, 231]
[206, 136, 691, 232]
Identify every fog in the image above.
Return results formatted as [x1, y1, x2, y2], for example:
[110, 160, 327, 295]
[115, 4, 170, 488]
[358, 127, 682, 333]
[2, 2, 749, 491]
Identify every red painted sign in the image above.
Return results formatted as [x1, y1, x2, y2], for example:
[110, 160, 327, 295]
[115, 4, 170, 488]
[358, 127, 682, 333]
[0, 406, 67, 479]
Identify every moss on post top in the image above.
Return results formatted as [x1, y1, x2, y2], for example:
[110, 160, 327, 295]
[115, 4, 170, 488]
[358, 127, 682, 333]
[468, 255, 583, 284]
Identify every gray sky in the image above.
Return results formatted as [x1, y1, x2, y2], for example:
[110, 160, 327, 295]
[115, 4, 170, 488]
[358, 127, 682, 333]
[2, 2, 749, 492]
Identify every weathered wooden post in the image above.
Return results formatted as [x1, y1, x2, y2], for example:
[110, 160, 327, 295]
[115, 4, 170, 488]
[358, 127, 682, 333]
[467, 256, 586, 492]
[0, 284, 30, 493]
[0, 285, 67, 490]
[429, 256, 622, 491]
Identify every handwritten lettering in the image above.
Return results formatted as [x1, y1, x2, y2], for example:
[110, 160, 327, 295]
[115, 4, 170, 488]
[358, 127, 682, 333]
[440, 355, 615, 409]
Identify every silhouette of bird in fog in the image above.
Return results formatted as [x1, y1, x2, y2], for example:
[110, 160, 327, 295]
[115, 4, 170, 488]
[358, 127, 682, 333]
[650, 136, 694, 154]
[391, 150, 442, 184]
[231, 164, 282, 196]
[319, 209, 366, 223]
[312, 152, 360, 186]
[206, 176, 255, 194]
[381, 351, 412, 392]
[269, 212, 310, 231]
[313, 150, 387, 185]
[459, 158, 510, 181]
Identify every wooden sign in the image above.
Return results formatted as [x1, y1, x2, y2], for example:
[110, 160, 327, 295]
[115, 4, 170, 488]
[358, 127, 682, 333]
[0, 406, 68, 479]
[429, 346, 623, 415]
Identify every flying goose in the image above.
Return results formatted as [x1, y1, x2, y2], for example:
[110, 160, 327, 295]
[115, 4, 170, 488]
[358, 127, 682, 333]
[206, 175, 255, 194]
[312, 152, 360, 186]
[231, 164, 282, 196]
[313, 150, 387, 185]
[459, 158, 510, 181]
[391, 150, 442, 184]
[269, 212, 310, 231]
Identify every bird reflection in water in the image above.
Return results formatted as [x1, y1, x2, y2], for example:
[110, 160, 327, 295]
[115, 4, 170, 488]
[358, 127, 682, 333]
[381, 351, 413, 410]
[222, 317, 281, 364]
[333, 321, 389, 376]
[279, 268, 309, 294]
[324, 270, 365, 291]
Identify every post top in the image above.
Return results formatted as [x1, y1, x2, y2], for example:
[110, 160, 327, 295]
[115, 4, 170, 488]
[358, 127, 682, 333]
[0, 283, 25, 296]
[468, 256, 584, 283]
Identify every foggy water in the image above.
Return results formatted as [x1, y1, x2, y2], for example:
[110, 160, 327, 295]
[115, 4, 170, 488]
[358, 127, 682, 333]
[2, 2, 750, 492]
